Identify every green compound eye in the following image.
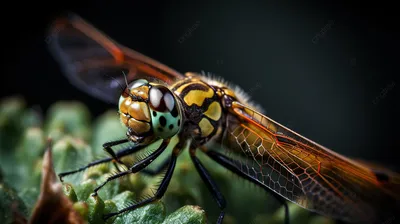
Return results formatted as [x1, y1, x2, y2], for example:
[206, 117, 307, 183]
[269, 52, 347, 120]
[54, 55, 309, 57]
[148, 84, 182, 139]
[150, 108, 181, 139]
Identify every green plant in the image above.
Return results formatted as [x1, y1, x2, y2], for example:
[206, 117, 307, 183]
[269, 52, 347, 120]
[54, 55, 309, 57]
[0, 96, 335, 224]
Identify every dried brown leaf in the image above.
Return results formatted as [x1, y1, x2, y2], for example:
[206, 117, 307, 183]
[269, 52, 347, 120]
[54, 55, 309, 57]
[29, 139, 86, 224]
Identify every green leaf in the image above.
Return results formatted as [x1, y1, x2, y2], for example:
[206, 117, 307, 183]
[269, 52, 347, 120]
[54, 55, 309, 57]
[73, 201, 89, 220]
[52, 136, 93, 175]
[45, 101, 91, 142]
[87, 195, 105, 224]
[91, 110, 125, 156]
[162, 205, 206, 224]
[75, 179, 97, 202]
[63, 183, 78, 202]
[0, 183, 28, 224]
[0, 97, 338, 224]
[104, 200, 118, 224]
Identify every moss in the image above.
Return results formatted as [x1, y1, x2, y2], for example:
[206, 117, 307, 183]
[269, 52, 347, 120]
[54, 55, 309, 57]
[0, 96, 335, 224]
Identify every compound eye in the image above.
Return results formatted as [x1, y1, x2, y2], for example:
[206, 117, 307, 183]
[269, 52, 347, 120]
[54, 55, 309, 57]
[122, 79, 149, 98]
[149, 85, 175, 112]
[128, 79, 148, 90]
[149, 85, 181, 139]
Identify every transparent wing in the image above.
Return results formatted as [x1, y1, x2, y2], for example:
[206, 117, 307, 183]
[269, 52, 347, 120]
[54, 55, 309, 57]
[47, 13, 184, 104]
[218, 101, 400, 223]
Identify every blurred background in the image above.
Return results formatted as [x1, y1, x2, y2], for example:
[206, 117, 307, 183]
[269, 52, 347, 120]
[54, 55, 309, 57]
[1, 1, 399, 181]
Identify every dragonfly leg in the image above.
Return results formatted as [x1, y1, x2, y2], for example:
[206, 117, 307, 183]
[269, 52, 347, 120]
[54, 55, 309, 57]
[103, 139, 130, 165]
[190, 147, 226, 224]
[103, 144, 179, 221]
[92, 139, 170, 196]
[58, 141, 146, 182]
[141, 157, 170, 176]
[204, 149, 290, 224]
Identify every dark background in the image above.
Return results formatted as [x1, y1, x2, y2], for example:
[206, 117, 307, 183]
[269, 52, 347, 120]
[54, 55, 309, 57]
[1, 1, 399, 169]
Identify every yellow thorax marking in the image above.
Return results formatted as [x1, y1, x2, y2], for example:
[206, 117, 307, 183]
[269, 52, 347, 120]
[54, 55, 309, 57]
[204, 101, 222, 121]
[174, 78, 201, 94]
[175, 82, 193, 94]
[199, 118, 214, 137]
[184, 87, 214, 106]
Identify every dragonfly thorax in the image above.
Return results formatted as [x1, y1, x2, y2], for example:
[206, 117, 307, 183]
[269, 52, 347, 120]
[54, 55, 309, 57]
[118, 79, 182, 144]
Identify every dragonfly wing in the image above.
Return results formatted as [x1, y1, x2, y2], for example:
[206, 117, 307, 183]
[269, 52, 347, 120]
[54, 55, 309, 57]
[47, 13, 184, 104]
[215, 101, 400, 223]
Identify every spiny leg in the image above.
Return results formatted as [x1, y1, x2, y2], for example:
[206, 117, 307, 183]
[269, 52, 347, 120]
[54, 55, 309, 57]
[190, 147, 226, 224]
[141, 157, 170, 176]
[103, 139, 129, 165]
[92, 139, 170, 196]
[103, 146, 180, 221]
[204, 149, 290, 224]
[58, 142, 146, 181]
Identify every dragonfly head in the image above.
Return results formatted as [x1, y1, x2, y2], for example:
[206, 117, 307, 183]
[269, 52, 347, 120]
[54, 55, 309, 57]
[118, 79, 182, 144]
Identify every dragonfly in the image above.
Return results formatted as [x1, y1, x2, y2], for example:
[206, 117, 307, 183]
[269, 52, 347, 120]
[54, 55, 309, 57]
[47, 13, 400, 224]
